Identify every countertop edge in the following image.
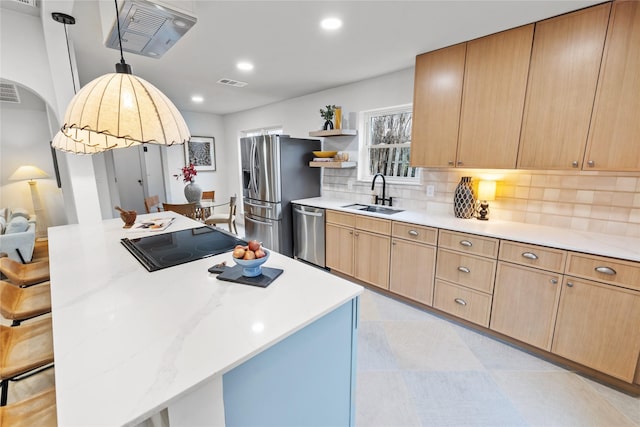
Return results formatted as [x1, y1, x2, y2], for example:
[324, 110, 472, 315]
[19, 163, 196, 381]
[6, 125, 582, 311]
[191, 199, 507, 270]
[292, 197, 640, 263]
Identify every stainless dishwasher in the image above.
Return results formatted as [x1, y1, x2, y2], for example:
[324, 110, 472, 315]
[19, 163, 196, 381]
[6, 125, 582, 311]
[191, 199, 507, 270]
[292, 204, 325, 268]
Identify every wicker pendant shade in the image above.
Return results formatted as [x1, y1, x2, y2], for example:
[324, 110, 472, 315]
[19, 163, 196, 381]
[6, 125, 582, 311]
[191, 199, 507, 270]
[52, 72, 190, 154]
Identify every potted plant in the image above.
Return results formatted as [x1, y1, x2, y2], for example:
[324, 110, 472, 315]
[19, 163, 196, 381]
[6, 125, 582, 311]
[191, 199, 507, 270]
[320, 105, 337, 130]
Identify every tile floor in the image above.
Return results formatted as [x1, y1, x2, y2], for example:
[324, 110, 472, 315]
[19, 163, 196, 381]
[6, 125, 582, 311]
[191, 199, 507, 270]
[6, 240, 639, 426]
[356, 288, 640, 427]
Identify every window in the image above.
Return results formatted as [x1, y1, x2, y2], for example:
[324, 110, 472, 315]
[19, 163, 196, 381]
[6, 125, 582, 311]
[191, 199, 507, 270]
[359, 104, 418, 183]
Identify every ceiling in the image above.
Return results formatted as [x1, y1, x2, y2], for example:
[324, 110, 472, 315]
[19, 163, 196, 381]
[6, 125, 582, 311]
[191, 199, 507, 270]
[5, 0, 604, 116]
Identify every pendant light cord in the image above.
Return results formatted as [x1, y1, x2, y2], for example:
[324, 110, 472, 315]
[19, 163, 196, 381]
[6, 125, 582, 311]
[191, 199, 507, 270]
[115, 0, 126, 66]
[62, 23, 77, 94]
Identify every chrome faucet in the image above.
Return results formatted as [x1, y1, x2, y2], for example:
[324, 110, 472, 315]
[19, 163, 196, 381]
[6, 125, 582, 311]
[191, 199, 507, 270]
[371, 173, 393, 206]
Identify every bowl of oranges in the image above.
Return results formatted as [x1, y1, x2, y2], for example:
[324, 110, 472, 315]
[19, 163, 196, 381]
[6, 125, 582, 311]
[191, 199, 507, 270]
[232, 240, 269, 277]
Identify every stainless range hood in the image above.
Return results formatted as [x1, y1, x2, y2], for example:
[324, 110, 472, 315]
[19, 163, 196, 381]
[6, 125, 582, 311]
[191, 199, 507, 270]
[105, 0, 197, 59]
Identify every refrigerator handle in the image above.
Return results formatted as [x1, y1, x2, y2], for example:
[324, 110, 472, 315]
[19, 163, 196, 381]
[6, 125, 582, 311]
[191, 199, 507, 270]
[293, 207, 323, 217]
[250, 140, 258, 194]
[245, 215, 273, 226]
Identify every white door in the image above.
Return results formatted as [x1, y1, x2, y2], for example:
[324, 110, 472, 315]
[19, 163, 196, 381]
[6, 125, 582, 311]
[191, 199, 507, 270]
[112, 147, 146, 214]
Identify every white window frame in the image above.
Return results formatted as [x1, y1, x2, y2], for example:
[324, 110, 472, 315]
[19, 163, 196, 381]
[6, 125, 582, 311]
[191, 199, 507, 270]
[357, 104, 419, 184]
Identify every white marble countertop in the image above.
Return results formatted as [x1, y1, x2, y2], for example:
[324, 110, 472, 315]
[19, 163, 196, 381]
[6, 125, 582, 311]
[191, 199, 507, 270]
[48, 212, 362, 426]
[293, 197, 640, 262]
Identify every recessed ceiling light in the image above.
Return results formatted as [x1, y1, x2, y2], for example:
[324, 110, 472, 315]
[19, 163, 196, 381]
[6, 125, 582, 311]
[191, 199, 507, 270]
[191, 95, 204, 103]
[237, 62, 254, 71]
[321, 17, 342, 31]
[174, 19, 187, 28]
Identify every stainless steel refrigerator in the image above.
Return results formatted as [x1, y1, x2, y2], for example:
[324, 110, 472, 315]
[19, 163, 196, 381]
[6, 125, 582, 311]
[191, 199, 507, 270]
[241, 135, 321, 257]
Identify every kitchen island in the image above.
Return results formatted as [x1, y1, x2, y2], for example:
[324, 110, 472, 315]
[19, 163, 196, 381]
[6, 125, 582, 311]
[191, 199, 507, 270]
[48, 212, 362, 426]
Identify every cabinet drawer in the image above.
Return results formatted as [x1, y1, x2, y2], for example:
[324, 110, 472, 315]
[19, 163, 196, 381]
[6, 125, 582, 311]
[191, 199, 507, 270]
[499, 241, 567, 273]
[433, 279, 492, 327]
[355, 215, 391, 235]
[392, 222, 437, 245]
[566, 253, 640, 291]
[436, 248, 497, 293]
[438, 230, 499, 258]
[327, 210, 355, 227]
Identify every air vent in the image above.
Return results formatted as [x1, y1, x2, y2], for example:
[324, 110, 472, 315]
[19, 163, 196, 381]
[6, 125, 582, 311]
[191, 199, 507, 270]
[0, 82, 20, 103]
[217, 78, 248, 88]
[11, 0, 37, 7]
[106, 0, 197, 59]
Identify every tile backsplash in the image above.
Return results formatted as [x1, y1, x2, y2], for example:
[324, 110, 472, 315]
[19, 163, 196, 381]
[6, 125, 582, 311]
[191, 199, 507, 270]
[322, 168, 640, 238]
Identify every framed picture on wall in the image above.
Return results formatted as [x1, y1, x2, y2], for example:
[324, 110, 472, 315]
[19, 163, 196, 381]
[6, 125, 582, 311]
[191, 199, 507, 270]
[185, 136, 216, 171]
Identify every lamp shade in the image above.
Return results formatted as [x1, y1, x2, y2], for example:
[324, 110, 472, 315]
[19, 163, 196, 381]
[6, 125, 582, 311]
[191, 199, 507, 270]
[52, 72, 191, 154]
[477, 180, 496, 201]
[9, 165, 49, 181]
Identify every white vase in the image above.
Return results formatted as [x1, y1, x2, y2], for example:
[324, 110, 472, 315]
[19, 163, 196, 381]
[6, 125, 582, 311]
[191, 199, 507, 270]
[184, 180, 202, 203]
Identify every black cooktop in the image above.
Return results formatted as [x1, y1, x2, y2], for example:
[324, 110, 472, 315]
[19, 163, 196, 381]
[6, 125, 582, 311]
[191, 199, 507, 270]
[121, 226, 247, 272]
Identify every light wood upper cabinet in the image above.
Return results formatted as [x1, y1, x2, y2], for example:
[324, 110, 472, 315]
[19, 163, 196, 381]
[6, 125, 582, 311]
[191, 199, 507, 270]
[585, 0, 640, 171]
[518, 4, 611, 170]
[410, 44, 466, 167]
[552, 276, 640, 382]
[458, 25, 533, 168]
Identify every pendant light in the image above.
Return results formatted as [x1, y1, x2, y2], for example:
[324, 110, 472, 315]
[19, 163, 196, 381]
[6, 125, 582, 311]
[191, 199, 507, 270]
[51, 1, 190, 154]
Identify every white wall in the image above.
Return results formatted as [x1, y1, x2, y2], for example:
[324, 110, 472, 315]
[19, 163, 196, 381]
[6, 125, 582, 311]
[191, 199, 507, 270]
[223, 68, 416, 211]
[166, 111, 227, 204]
[0, 107, 66, 227]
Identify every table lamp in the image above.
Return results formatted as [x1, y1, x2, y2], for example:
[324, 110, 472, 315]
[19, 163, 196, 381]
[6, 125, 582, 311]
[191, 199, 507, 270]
[477, 180, 496, 221]
[9, 165, 49, 237]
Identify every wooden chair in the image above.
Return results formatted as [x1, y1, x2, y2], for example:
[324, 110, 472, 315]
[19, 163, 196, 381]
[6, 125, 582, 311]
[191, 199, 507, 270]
[0, 280, 51, 326]
[162, 202, 197, 220]
[202, 191, 215, 201]
[144, 195, 162, 213]
[204, 196, 238, 234]
[0, 387, 57, 427]
[0, 318, 55, 406]
[0, 258, 49, 287]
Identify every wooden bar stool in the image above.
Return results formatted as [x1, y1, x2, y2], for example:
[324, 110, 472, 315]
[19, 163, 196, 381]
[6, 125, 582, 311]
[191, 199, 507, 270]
[0, 258, 49, 287]
[0, 387, 57, 426]
[0, 280, 51, 326]
[0, 318, 54, 406]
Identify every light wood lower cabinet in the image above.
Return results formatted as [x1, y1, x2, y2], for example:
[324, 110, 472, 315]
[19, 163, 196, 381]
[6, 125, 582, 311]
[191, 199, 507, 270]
[325, 210, 391, 289]
[354, 230, 390, 289]
[433, 280, 492, 327]
[326, 222, 354, 276]
[552, 276, 640, 382]
[490, 262, 562, 351]
[389, 238, 436, 306]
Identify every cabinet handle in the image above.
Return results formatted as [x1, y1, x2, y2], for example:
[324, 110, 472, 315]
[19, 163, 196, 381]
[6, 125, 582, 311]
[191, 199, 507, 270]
[349, 230, 353, 235]
[354, 232, 359, 237]
[595, 266, 616, 275]
[392, 241, 396, 246]
[550, 278, 558, 285]
[566, 282, 574, 288]
[448, 161, 455, 166]
[572, 161, 579, 168]
[457, 161, 463, 166]
[459, 240, 473, 247]
[454, 298, 467, 306]
[521, 252, 538, 260]
[587, 160, 595, 167]
[457, 266, 471, 273]
[408, 230, 419, 237]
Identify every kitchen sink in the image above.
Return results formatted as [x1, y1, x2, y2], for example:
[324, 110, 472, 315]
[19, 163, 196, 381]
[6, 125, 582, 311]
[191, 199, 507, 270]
[341, 203, 404, 215]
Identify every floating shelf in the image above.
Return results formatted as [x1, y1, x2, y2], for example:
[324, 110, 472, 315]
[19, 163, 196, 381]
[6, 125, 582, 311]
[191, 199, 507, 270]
[308, 129, 357, 137]
[309, 161, 357, 168]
